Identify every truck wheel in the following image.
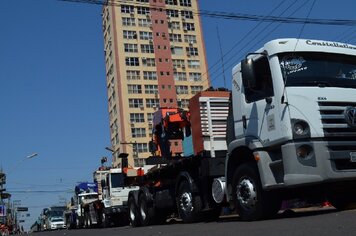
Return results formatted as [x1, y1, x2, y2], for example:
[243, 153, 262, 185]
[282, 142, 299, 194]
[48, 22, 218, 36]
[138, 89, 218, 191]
[128, 196, 141, 227]
[232, 162, 280, 221]
[177, 180, 202, 223]
[138, 193, 156, 226]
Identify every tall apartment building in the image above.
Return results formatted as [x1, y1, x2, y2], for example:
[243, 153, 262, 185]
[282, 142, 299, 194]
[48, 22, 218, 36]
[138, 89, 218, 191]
[102, 0, 210, 168]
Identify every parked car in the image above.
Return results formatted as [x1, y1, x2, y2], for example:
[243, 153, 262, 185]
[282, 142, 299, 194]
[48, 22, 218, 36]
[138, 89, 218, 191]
[48, 217, 66, 230]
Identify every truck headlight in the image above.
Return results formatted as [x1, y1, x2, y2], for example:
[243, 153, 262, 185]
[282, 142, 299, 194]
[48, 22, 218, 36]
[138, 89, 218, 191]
[291, 119, 310, 139]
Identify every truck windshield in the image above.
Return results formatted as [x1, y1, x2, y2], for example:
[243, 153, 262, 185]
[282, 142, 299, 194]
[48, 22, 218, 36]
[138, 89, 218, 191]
[111, 173, 124, 188]
[279, 52, 356, 88]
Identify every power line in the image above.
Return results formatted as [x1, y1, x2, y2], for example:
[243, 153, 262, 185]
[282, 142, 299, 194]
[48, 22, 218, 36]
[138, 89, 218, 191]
[60, 0, 356, 26]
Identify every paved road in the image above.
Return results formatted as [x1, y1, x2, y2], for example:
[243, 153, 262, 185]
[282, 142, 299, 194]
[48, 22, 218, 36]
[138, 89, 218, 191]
[31, 208, 356, 236]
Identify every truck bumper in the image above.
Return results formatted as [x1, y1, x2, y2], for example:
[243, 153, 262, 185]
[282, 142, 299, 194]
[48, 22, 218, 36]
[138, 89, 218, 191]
[281, 140, 356, 186]
[104, 206, 128, 215]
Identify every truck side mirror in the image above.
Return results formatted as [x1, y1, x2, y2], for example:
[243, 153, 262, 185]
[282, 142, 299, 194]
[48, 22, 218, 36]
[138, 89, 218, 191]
[241, 58, 257, 89]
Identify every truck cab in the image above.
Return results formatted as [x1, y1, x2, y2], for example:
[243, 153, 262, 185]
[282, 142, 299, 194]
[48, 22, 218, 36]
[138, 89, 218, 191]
[226, 38, 356, 220]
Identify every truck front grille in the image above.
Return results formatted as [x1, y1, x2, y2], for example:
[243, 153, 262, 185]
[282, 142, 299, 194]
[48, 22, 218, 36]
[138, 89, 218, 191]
[319, 102, 356, 171]
[318, 101, 356, 137]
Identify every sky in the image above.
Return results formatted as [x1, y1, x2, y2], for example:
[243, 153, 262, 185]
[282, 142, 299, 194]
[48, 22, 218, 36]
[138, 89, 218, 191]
[1, 0, 356, 231]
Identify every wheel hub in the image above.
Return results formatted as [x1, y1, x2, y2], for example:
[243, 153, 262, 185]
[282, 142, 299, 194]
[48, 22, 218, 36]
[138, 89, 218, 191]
[180, 192, 193, 212]
[236, 178, 257, 210]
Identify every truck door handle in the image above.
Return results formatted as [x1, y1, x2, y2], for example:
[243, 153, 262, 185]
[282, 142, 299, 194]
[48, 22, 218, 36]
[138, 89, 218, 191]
[242, 115, 247, 129]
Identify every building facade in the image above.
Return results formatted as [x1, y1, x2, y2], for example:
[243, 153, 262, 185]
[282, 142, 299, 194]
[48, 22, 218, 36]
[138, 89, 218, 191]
[102, 0, 210, 168]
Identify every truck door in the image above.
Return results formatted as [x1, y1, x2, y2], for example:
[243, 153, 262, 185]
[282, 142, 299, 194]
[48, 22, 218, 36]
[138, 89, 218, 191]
[240, 56, 280, 145]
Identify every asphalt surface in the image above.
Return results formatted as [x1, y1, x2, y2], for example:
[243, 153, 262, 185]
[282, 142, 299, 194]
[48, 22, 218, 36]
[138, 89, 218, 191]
[30, 207, 356, 236]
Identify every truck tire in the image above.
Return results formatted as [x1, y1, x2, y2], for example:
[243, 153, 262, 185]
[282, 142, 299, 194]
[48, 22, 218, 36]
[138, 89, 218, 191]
[177, 180, 202, 223]
[232, 162, 280, 221]
[138, 193, 156, 226]
[128, 196, 141, 227]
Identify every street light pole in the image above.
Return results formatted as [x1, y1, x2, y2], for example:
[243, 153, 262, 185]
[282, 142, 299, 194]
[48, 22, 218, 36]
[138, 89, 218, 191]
[7, 153, 39, 175]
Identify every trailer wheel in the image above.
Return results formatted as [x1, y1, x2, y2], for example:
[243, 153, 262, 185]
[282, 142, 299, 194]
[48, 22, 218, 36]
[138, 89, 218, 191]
[177, 180, 202, 223]
[138, 193, 156, 226]
[128, 195, 141, 227]
[232, 162, 280, 221]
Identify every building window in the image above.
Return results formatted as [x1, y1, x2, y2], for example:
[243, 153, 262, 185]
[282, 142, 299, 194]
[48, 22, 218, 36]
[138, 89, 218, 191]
[186, 47, 198, 56]
[126, 70, 141, 80]
[191, 85, 203, 94]
[171, 46, 184, 55]
[122, 17, 136, 26]
[137, 6, 150, 15]
[130, 113, 145, 122]
[169, 33, 182, 42]
[125, 57, 140, 66]
[188, 60, 200, 69]
[176, 85, 188, 94]
[183, 23, 195, 31]
[174, 72, 187, 81]
[143, 71, 157, 80]
[139, 31, 153, 40]
[147, 113, 154, 123]
[121, 5, 134, 14]
[173, 59, 185, 68]
[138, 18, 151, 27]
[179, 99, 190, 108]
[124, 43, 138, 53]
[128, 84, 142, 94]
[179, 0, 191, 7]
[166, 9, 179, 18]
[144, 85, 158, 94]
[184, 35, 197, 43]
[131, 128, 146, 138]
[142, 58, 156, 67]
[146, 98, 159, 108]
[133, 143, 148, 153]
[123, 30, 137, 39]
[189, 72, 202, 81]
[169, 21, 180, 30]
[181, 10, 193, 19]
[134, 158, 146, 167]
[141, 44, 155, 53]
[129, 98, 144, 108]
[165, 0, 178, 5]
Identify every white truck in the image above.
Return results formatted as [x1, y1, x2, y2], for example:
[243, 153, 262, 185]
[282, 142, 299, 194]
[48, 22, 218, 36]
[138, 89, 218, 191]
[221, 38, 356, 220]
[125, 38, 356, 226]
[92, 166, 139, 227]
[64, 182, 99, 229]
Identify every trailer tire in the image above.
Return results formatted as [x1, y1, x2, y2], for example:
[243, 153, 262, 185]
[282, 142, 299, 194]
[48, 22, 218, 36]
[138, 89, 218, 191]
[232, 162, 280, 221]
[138, 193, 156, 226]
[177, 180, 202, 223]
[128, 196, 141, 227]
